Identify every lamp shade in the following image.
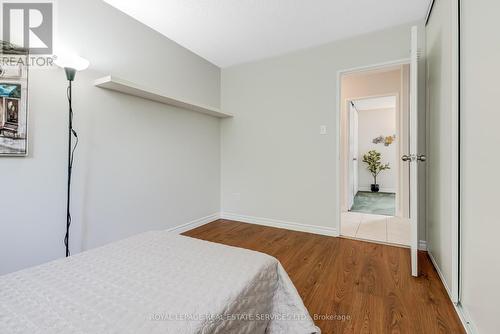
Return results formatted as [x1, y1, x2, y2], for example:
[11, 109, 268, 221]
[54, 52, 89, 71]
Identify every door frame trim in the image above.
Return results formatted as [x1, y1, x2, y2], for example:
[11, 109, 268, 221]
[335, 58, 410, 237]
[451, 0, 461, 304]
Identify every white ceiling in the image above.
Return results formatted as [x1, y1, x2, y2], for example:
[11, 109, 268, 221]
[353, 96, 396, 111]
[103, 0, 430, 68]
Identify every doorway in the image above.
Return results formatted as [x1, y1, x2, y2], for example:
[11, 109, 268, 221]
[339, 64, 411, 247]
[336, 26, 422, 277]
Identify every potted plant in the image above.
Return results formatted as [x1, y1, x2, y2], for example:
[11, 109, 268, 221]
[362, 150, 390, 192]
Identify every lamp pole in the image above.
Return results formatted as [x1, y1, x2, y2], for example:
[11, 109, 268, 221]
[64, 67, 77, 257]
[55, 53, 89, 257]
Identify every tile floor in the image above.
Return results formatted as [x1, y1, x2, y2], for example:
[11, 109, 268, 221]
[350, 191, 396, 216]
[340, 211, 410, 246]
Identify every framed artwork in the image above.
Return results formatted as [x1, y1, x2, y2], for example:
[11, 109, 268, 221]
[0, 44, 29, 156]
[0, 63, 23, 79]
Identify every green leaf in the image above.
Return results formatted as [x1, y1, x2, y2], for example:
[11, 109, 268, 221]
[361, 150, 391, 183]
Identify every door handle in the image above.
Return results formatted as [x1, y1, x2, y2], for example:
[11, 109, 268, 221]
[353, 157, 358, 161]
[402, 154, 427, 162]
[417, 154, 427, 162]
[401, 154, 412, 162]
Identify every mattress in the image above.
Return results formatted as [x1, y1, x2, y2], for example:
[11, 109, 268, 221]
[0, 231, 320, 334]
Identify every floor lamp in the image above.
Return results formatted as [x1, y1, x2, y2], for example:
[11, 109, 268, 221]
[55, 54, 89, 257]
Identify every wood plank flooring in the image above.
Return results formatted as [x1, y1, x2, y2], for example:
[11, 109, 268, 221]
[183, 219, 465, 334]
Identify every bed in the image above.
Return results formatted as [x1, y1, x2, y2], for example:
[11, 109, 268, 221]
[0, 231, 320, 333]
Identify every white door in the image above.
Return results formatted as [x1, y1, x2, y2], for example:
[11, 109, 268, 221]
[408, 25, 423, 277]
[352, 104, 359, 204]
[348, 102, 359, 210]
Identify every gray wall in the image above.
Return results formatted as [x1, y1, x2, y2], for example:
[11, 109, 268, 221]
[0, 0, 221, 274]
[221, 22, 426, 237]
[461, 0, 500, 332]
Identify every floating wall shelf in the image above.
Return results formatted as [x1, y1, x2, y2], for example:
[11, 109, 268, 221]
[94, 75, 232, 118]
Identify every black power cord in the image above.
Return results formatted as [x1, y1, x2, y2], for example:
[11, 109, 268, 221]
[65, 81, 78, 257]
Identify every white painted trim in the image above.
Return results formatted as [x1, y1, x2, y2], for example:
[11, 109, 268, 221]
[455, 303, 478, 334]
[450, 0, 461, 304]
[409, 25, 419, 277]
[167, 212, 220, 234]
[221, 212, 339, 237]
[337, 58, 411, 77]
[358, 187, 396, 193]
[428, 250, 452, 298]
[418, 240, 427, 251]
[335, 58, 411, 250]
[429, 251, 476, 334]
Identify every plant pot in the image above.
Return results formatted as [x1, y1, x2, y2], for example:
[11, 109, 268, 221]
[371, 184, 380, 193]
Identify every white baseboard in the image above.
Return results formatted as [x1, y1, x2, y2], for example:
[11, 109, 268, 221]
[169, 212, 426, 250]
[167, 212, 220, 234]
[454, 302, 478, 334]
[221, 212, 339, 237]
[428, 250, 452, 298]
[427, 250, 477, 334]
[358, 186, 396, 193]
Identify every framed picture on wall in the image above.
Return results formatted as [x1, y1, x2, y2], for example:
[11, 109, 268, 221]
[0, 42, 29, 157]
[0, 63, 23, 79]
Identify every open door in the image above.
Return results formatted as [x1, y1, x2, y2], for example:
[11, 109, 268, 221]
[406, 25, 425, 277]
[348, 102, 359, 210]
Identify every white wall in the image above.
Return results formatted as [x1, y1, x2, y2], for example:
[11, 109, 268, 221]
[460, 0, 500, 333]
[425, 0, 454, 292]
[426, 0, 452, 287]
[221, 22, 426, 235]
[0, 0, 221, 275]
[357, 108, 397, 192]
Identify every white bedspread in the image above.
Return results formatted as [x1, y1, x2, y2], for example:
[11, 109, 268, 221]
[0, 231, 320, 334]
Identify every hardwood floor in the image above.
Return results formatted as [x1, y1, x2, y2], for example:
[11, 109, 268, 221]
[183, 219, 465, 334]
